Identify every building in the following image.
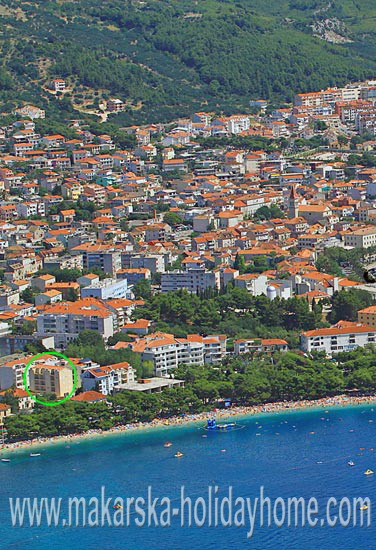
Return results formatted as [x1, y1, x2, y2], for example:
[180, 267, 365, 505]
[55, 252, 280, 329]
[118, 377, 185, 393]
[51, 79, 66, 92]
[0, 388, 34, 410]
[344, 227, 376, 248]
[116, 268, 151, 286]
[81, 278, 132, 300]
[300, 322, 376, 355]
[36, 298, 114, 348]
[81, 362, 135, 395]
[235, 338, 289, 354]
[0, 403, 11, 422]
[161, 268, 220, 293]
[130, 332, 203, 377]
[107, 99, 125, 112]
[29, 361, 74, 399]
[234, 274, 268, 296]
[129, 332, 226, 376]
[358, 306, 376, 328]
[71, 391, 107, 403]
[16, 201, 45, 218]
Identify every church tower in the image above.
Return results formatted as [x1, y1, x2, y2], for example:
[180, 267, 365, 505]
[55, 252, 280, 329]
[288, 185, 299, 218]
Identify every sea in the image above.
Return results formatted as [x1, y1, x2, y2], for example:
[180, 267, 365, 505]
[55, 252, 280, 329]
[1, 405, 376, 549]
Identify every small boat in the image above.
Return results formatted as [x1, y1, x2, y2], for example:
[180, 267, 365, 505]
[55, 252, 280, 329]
[348, 461, 355, 467]
[1, 459, 10, 462]
[360, 505, 369, 511]
[30, 453, 41, 457]
[113, 504, 123, 510]
[174, 452, 183, 458]
[364, 469, 374, 475]
[164, 442, 172, 448]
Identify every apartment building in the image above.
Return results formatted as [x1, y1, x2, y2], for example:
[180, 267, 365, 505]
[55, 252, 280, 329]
[36, 298, 114, 348]
[129, 332, 227, 376]
[71, 244, 121, 274]
[29, 363, 74, 399]
[344, 227, 376, 248]
[233, 274, 268, 296]
[81, 278, 131, 300]
[81, 361, 135, 395]
[116, 268, 151, 286]
[16, 201, 46, 219]
[161, 268, 220, 293]
[300, 322, 376, 355]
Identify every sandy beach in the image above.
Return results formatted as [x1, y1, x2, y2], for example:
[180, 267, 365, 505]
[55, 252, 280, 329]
[2, 393, 376, 455]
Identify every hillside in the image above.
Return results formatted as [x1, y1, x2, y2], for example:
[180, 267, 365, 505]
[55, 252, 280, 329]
[0, 0, 376, 124]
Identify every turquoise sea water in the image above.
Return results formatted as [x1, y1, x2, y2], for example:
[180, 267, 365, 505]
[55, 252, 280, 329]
[1, 405, 376, 549]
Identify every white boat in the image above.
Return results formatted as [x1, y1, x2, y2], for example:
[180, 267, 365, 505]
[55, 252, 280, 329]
[30, 453, 41, 457]
[1, 458, 10, 462]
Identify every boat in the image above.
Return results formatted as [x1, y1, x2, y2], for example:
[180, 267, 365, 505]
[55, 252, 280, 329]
[364, 469, 374, 475]
[1, 459, 10, 462]
[360, 505, 369, 511]
[113, 504, 123, 510]
[30, 453, 41, 457]
[174, 452, 183, 458]
[164, 442, 172, 448]
[348, 460, 355, 466]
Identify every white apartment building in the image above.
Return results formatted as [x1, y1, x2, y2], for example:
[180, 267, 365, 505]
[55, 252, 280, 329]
[81, 278, 132, 300]
[82, 362, 135, 395]
[131, 332, 227, 376]
[161, 268, 220, 293]
[233, 274, 268, 296]
[227, 116, 250, 134]
[344, 227, 376, 248]
[301, 323, 376, 355]
[36, 299, 114, 348]
[16, 201, 45, 218]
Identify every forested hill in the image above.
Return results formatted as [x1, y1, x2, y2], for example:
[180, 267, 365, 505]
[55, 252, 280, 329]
[1, 0, 376, 124]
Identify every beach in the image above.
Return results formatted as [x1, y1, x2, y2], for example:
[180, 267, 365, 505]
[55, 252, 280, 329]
[2, 393, 376, 454]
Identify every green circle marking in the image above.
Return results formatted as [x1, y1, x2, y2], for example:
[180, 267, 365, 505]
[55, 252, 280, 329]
[22, 352, 78, 407]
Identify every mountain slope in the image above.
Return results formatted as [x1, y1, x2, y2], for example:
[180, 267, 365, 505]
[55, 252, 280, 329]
[0, 0, 376, 124]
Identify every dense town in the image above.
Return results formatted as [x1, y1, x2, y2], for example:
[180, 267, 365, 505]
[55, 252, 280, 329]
[1, 78, 376, 436]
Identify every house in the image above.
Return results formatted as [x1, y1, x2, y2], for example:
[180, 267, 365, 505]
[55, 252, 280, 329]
[107, 99, 125, 112]
[71, 391, 107, 402]
[358, 306, 376, 328]
[0, 403, 11, 422]
[14, 105, 45, 119]
[51, 79, 66, 92]
[0, 388, 34, 410]
[234, 338, 289, 354]
[121, 319, 151, 335]
[35, 289, 63, 306]
[217, 210, 242, 228]
[162, 159, 188, 173]
[81, 362, 135, 395]
[234, 274, 268, 296]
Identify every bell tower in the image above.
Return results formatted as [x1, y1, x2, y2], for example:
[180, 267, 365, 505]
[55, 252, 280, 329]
[288, 185, 299, 218]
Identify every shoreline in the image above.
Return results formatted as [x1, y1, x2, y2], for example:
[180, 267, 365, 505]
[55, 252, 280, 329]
[2, 393, 376, 455]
